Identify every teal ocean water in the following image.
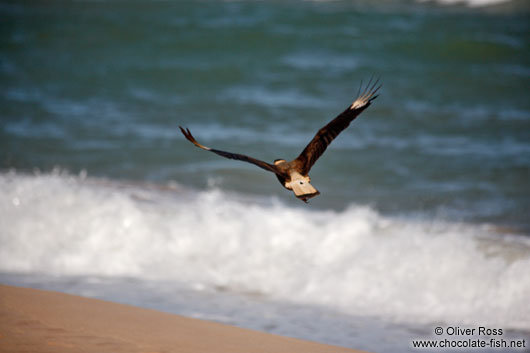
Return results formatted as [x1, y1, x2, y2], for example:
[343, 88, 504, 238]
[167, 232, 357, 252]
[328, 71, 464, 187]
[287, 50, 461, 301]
[1, 1, 530, 352]
[2, 0, 529, 228]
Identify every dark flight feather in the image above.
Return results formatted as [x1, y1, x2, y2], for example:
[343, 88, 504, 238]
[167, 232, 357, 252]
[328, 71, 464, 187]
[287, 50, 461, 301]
[292, 78, 381, 175]
[179, 127, 282, 175]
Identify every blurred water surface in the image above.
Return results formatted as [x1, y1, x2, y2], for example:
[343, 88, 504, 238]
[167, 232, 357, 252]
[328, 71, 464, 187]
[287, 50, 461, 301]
[1, 2, 530, 351]
[2, 0, 529, 229]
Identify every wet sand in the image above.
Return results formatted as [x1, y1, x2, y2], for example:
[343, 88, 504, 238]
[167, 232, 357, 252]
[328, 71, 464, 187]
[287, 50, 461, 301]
[0, 284, 368, 353]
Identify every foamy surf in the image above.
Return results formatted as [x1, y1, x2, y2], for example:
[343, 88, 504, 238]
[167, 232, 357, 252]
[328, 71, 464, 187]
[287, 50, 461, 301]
[1, 171, 529, 331]
[416, 0, 512, 7]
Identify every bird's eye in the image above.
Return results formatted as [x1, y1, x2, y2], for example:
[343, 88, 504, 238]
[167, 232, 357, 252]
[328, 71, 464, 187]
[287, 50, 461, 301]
[300, 181, 303, 184]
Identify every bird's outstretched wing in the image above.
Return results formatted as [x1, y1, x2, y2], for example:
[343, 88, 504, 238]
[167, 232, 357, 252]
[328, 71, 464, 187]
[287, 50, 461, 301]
[292, 78, 381, 175]
[179, 127, 281, 174]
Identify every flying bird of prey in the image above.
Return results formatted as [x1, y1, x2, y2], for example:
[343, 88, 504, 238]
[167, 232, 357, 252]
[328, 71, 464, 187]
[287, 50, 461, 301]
[180, 79, 381, 203]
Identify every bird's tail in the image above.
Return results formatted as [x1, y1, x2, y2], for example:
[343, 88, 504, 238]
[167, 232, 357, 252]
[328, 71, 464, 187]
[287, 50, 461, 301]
[286, 175, 320, 203]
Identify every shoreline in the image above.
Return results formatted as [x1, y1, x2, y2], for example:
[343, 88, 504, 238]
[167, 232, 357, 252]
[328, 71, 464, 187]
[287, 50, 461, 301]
[0, 284, 368, 353]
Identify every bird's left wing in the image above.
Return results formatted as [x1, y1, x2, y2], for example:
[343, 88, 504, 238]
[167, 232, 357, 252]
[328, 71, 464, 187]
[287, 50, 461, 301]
[179, 127, 281, 174]
[292, 79, 381, 175]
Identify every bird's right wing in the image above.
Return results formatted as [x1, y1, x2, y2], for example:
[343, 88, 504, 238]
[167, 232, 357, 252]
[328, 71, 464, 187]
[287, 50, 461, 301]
[292, 79, 381, 175]
[179, 127, 281, 175]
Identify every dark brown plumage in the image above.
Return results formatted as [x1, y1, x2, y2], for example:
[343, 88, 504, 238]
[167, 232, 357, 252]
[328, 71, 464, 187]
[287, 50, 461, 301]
[179, 78, 381, 202]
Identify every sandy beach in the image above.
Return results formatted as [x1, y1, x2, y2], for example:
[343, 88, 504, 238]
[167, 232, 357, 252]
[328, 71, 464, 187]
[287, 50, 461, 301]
[0, 284, 367, 353]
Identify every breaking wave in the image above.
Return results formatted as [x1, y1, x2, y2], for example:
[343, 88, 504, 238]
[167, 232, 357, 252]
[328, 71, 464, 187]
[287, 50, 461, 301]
[1, 171, 529, 330]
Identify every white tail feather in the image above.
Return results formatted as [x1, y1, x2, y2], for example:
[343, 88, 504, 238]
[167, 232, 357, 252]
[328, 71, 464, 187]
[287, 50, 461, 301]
[286, 173, 320, 202]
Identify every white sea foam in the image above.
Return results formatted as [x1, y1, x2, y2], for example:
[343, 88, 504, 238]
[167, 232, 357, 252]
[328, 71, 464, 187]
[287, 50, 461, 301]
[416, 0, 511, 7]
[1, 171, 529, 330]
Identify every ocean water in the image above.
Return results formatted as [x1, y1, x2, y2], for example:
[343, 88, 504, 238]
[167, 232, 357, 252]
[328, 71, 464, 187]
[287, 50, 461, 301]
[1, 1, 530, 352]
